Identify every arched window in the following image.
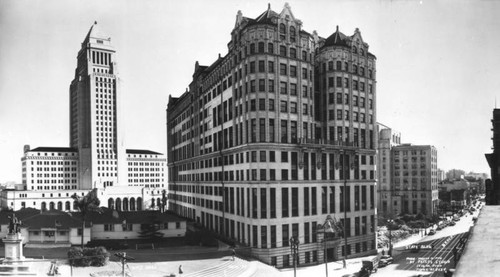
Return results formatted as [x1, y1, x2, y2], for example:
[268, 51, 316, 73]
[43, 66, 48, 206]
[250, 43, 256, 55]
[137, 197, 143, 211]
[353, 46, 357, 54]
[290, 26, 296, 42]
[344, 62, 349, 72]
[116, 198, 122, 211]
[49, 202, 55, 210]
[108, 198, 115, 210]
[65, 201, 71, 211]
[336, 61, 342, 70]
[123, 198, 129, 211]
[279, 23, 286, 40]
[130, 198, 136, 211]
[353, 65, 358, 74]
[73, 201, 78, 210]
[41, 202, 47, 211]
[57, 201, 63, 210]
[360, 48, 365, 56]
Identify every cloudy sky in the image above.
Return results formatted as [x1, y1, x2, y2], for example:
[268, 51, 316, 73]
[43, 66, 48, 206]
[1, 0, 499, 183]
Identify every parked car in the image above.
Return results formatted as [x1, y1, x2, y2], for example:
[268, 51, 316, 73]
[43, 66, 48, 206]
[449, 221, 456, 226]
[428, 229, 436, 235]
[379, 255, 394, 267]
[361, 257, 378, 274]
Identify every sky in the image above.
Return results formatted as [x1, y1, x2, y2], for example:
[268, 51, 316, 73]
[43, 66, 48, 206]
[1, 0, 499, 183]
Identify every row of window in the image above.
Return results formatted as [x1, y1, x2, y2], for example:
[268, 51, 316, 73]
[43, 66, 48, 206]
[320, 60, 374, 79]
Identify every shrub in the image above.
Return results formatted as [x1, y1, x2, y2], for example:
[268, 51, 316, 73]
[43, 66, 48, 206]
[68, 246, 109, 267]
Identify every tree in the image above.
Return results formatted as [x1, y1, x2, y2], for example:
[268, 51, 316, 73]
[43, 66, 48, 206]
[161, 189, 167, 213]
[72, 188, 102, 248]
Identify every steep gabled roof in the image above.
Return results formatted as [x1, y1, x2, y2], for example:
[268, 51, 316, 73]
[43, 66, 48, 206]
[253, 5, 279, 25]
[323, 26, 350, 48]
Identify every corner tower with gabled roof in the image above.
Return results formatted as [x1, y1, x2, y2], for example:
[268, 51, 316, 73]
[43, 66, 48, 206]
[167, 3, 377, 268]
[69, 21, 127, 190]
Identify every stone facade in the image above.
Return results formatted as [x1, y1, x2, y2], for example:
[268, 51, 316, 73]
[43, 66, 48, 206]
[167, 4, 377, 268]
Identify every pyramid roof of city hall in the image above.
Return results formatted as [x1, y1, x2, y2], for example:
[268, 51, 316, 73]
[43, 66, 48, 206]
[83, 21, 110, 43]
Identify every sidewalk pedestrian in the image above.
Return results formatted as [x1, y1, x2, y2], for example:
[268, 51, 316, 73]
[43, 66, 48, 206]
[179, 265, 183, 275]
[343, 258, 346, 269]
[232, 248, 236, 261]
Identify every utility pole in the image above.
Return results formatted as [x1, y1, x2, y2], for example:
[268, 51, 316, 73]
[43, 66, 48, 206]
[114, 252, 134, 277]
[290, 236, 300, 277]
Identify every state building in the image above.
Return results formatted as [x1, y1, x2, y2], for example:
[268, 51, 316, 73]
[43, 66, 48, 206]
[167, 4, 377, 268]
[2, 22, 166, 211]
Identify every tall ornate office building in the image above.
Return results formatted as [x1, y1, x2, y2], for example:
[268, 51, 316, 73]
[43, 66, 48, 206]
[4, 22, 166, 211]
[167, 4, 377, 267]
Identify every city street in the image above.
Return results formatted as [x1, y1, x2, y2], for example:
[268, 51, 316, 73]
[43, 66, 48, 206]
[377, 208, 479, 277]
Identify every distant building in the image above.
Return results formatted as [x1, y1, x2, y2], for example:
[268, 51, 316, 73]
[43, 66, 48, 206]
[377, 126, 438, 216]
[3, 22, 166, 211]
[377, 126, 401, 217]
[484, 108, 500, 204]
[437, 169, 445, 183]
[438, 180, 471, 212]
[446, 169, 465, 181]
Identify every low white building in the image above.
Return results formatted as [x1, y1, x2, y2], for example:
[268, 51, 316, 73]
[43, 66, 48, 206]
[0, 209, 91, 247]
[0, 208, 186, 247]
[88, 209, 186, 240]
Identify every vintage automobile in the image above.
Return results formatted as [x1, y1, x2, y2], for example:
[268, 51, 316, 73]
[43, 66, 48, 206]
[379, 255, 394, 267]
[361, 257, 379, 274]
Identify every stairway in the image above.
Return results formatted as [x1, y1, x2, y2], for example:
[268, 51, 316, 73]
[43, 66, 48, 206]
[184, 257, 253, 277]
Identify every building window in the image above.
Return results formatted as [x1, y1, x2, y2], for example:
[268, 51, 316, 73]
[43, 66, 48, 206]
[290, 65, 297, 77]
[268, 43, 274, 54]
[280, 82, 287, 94]
[280, 63, 287, 75]
[280, 101, 288, 112]
[268, 61, 274, 73]
[268, 79, 275, 92]
[104, 224, 115, 232]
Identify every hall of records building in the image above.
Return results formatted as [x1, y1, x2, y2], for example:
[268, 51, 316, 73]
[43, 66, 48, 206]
[167, 4, 377, 267]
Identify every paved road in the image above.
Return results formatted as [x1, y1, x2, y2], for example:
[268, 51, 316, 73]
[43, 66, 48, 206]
[377, 207, 480, 277]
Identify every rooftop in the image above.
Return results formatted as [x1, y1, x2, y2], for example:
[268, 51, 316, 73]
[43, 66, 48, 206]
[455, 205, 500, 276]
[29, 147, 77, 153]
[126, 149, 163, 155]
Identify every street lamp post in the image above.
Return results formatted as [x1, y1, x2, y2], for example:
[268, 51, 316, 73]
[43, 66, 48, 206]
[290, 236, 300, 277]
[387, 219, 394, 256]
[340, 150, 356, 261]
